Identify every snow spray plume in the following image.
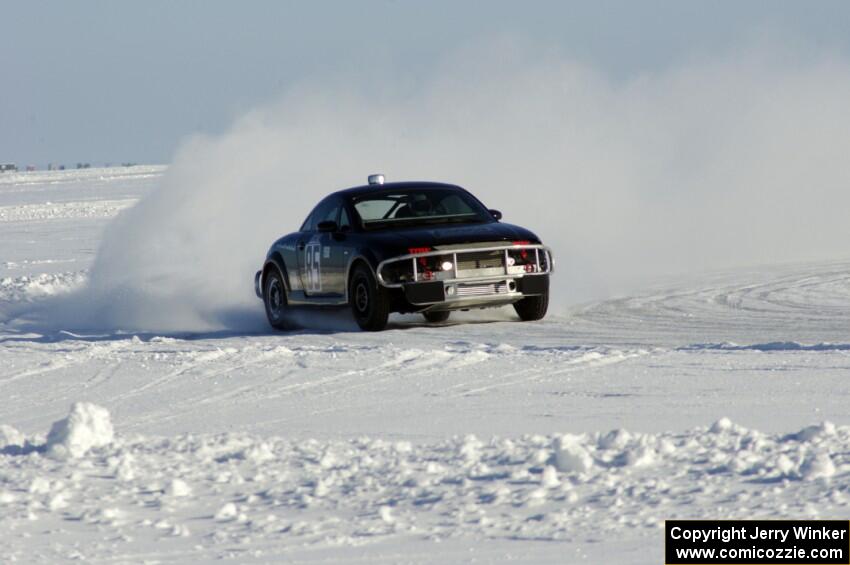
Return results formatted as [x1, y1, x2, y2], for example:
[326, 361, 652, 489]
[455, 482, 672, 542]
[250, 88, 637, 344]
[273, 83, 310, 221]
[39, 42, 850, 332]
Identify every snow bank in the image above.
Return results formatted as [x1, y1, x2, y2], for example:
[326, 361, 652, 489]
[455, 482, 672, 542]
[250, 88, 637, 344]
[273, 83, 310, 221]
[45, 402, 114, 459]
[0, 418, 847, 561]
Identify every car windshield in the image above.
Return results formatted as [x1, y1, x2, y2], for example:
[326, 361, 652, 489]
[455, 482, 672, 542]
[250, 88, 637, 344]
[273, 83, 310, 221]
[351, 188, 491, 230]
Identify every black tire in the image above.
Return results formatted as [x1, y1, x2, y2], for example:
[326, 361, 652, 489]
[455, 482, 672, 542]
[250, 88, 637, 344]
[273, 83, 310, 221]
[263, 266, 292, 330]
[349, 263, 390, 331]
[422, 310, 450, 323]
[513, 290, 549, 321]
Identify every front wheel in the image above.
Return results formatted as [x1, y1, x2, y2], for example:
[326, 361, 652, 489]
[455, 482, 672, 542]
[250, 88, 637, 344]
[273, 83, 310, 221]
[349, 264, 390, 331]
[513, 290, 549, 321]
[263, 267, 292, 330]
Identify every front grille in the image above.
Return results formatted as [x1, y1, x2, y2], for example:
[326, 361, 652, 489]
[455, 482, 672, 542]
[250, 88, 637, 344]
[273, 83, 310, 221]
[455, 250, 505, 271]
[455, 281, 509, 297]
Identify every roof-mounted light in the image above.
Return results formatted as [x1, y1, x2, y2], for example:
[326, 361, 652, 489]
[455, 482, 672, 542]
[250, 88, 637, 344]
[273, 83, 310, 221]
[368, 174, 385, 185]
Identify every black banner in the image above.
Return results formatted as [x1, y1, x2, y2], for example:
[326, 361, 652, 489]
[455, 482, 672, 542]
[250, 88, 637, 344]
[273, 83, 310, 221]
[666, 520, 849, 564]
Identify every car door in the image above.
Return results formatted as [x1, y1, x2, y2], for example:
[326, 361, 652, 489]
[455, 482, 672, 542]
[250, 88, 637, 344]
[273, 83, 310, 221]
[324, 204, 354, 295]
[296, 198, 342, 298]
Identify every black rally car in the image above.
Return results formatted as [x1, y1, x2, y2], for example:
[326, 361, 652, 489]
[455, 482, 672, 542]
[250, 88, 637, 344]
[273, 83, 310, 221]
[255, 175, 553, 331]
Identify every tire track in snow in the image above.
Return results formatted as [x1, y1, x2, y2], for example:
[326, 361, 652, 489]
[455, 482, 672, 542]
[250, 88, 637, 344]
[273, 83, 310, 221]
[441, 347, 653, 398]
[110, 346, 241, 404]
[304, 348, 468, 398]
[124, 346, 448, 430]
[571, 261, 850, 345]
[0, 357, 74, 388]
[0, 339, 134, 390]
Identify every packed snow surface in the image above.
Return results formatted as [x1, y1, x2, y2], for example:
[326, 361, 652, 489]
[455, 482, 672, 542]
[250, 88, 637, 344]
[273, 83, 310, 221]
[1, 168, 849, 563]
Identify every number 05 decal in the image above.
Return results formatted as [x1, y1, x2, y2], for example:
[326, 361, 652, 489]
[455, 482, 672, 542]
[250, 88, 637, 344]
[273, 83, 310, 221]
[304, 243, 322, 292]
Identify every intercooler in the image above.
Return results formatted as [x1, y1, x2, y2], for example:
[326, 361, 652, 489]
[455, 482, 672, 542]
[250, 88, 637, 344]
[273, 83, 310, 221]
[455, 281, 510, 297]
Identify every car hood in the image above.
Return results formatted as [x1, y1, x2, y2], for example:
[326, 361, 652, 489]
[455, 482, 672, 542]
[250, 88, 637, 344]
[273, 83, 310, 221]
[366, 221, 541, 257]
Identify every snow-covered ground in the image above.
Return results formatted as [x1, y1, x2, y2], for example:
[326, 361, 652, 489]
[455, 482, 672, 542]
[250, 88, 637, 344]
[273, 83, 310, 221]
[1, 168, 848, 563]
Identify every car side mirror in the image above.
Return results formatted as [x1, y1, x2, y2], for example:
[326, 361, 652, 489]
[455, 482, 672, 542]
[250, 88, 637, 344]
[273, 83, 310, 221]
[317, 220, 338, 232]
[489, 209, 502, 221]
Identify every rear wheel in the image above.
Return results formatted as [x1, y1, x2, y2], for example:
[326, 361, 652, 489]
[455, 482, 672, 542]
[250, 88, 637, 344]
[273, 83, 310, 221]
[263, 267, 292, 330]
[513, 290, 549, 321]
[349, 264, 390, 331]
[422, 310, 450, 323]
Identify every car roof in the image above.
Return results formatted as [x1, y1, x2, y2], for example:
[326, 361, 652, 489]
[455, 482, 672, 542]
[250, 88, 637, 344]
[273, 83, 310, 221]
[331, 181, 466, 199]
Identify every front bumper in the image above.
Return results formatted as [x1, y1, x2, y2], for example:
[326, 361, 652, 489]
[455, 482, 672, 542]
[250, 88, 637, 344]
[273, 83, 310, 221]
[404, 273, 549, 310]
[377, 243, 553, 308]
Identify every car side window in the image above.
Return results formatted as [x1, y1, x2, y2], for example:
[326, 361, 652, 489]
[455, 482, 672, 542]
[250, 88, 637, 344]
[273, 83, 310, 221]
[301, 198, 339, 232]
[300, 207, 315, 232]
[320, 201, 340, 225]
[300, 212, 313, 232]
[339, 206, 352, 231]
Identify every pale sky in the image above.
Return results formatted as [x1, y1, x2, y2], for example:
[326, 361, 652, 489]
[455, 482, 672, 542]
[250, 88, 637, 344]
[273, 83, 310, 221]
[3, 0, 850, 166]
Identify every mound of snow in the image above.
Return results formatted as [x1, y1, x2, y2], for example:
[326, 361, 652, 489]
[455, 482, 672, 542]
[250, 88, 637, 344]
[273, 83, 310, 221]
[0, 424, 25, 449]
[46, 402, 114, 459]
[215, 502, 238, 521]
[553, 434, 594, 473]
[789, 421, 836, 442]
[800, 453, 836, 481]
[167, 478, 193, 498]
